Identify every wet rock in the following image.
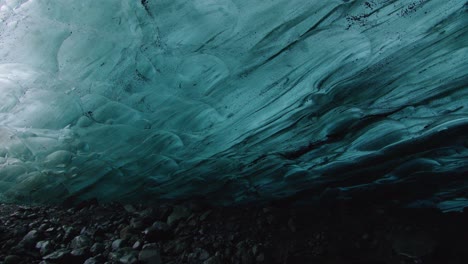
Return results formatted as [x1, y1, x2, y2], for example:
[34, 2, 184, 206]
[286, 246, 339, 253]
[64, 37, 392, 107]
[137, 208, 158, 224]
[3, 255, 21, 264]
[139, 244, 161, 264]
[167, 206, 190, 226]
[19, 229, 40, 249]
[120, 226, 135, 240]
[251, 244, 260, 256]
[187, 201, 207, 212]
[38, 224, 49, 232]
[288, 218, 296, 233]
[63, 226, 78, 243]
[109, 247, 137, 262]
[36, 240, 54, 256]
[70, 235, 91, 249]
[392, 232, 437, 258]
[144, 221, 171, 242]
[70, 247, 89, 263]
[12, 225, 28, 238]
[83, 257, 99, 264]
[203, 256, 222, 264]
[71, 247, 88, 257]
[119, 251, 139, 264]
[236, 241, 254, 264]
[130, 217, 144, 229]
[112, 239, 126, 251]
[84, 254, 106, 264]
[43, 249, 71, 262]
[255, 253, 265, 262]
[163, 238, 189, 255]
[156, 204, 173, 221]
[132, 240, 142, 250]
[124, 205, 137, 213]
[90, 242, 105, 254]
[75, 198, 99, 210]
[266, 214, 275, 225]
[196, 248, 210, 261]
[199, 210, 212, 221]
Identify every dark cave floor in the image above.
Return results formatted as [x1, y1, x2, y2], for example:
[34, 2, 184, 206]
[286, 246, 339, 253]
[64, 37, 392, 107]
[0, 200, 467, 264]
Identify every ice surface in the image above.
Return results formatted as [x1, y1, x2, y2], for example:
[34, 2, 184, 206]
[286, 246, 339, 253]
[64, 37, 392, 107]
[0, 0, 467, 209]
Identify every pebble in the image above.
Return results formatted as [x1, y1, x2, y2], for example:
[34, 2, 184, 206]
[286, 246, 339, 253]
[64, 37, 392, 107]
[139, 244, 161, 264]
[90, 242, 105, 254]
[119, 252, 139, 264]
[42, 248, 71, 261]
[19, 229, 40, 248]
[112, 239, 126, 251]
[144, 221, 171, 242]
[70, 235, 91, 249]
[3, 255, 21, 264]
[167, 206, 190, 226]
[0, 201, 464, 264]
[36, 240, 54, 256]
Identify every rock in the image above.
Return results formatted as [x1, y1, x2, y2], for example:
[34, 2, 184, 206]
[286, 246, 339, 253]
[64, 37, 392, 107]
[203, 256, 222, 264]
[199, 210, 212, 221]
[163, 239, 189, 255]
[19, 229, 40, 248]
[288, 218, 296, 232]
[43, 249, 71, 262]
[139, 244, 161, 264]
[132, 240, 142, 250]
[74, 198, 99, 210]
[83, 258, 99, 264]
[167, 206, 190, 226]
[71, 247, 88, 257]
[156, 204, 173, 221]
[3, 255, 21, 264]
[36, 240, 54, 256]
[119, 252, 138, 264]
[124, 204, 137, 213]
[144, 221, 171, 242]
[70, 235, 91, 249]
[187, 201, 207, 212]
[63, 226, 78, 243]
[94, 225, 107, 238]
[130, 217, 144, 229]
[38, 224, 49, 232]
[90, 242, 105, 254]
[392, 232, 436, 258]
[12, 225, 28, 238]
[256, 253, 265, 262]
[252, 245, 258, 256]
[83, 257, 98, 264]
[266, 214, 275, 225]
[109, 248, 137, 262]
[84, 254, 106, 264]
[112, 239, 126, 251]
[69, 247, 89, 263]
[138, 208, 158, 224]
[120, 226, 135, 240]
[236, 242, 254, 264]
[196, 248, 210, 261]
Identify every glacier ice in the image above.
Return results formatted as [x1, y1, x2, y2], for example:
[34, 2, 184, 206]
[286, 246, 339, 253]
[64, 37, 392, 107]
[0, 0, 467, 210]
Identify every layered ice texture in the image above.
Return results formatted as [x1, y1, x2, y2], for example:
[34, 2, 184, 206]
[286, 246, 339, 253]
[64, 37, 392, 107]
[0, 0, 467, 210]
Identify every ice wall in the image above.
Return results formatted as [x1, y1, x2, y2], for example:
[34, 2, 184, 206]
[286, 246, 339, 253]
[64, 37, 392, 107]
[0, 0, 467, 210]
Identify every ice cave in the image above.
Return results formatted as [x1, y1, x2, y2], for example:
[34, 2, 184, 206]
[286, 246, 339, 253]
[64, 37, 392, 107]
[0, 0, 467, 211]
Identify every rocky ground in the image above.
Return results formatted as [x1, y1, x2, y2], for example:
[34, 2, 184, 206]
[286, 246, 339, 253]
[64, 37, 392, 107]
[0, 200, 467, 264]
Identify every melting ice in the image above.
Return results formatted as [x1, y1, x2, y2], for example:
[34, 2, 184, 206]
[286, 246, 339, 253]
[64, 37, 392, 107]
[0, 0, 467, 211]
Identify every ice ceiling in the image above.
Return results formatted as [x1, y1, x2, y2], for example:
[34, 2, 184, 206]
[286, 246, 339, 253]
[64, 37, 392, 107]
[0, 0, 467, 210]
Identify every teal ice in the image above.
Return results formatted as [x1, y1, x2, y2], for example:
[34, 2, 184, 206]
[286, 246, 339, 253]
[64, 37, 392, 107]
[0, 0, 467, 211]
